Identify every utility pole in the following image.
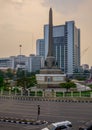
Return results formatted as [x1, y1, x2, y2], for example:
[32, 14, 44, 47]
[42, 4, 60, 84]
[19, 44, 22, 68]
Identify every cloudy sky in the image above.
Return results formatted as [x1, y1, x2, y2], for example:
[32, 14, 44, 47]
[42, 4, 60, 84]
[0, 0, 92, 66]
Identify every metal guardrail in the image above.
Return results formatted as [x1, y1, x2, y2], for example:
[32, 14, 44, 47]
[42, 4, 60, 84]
[0, 90, 92, 98]
[0, 95, 92, 103]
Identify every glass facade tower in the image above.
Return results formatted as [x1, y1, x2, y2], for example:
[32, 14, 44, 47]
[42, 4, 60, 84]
[36, 21, 80, 74]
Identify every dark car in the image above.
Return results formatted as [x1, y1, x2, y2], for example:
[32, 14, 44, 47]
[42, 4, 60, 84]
[79, 120, 92, 130]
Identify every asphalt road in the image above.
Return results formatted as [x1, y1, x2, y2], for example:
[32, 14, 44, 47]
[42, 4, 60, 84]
[0, 98, 92, 130]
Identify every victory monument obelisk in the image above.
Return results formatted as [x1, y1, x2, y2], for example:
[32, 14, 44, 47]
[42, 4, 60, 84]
[45, 7, 56, 69]
[36, 8, 66, 88]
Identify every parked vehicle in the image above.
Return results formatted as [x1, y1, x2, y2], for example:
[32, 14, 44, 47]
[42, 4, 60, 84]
[41, 120, 72, 130]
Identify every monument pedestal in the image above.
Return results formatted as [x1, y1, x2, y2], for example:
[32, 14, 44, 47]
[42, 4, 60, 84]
[36, 72, 66, 88]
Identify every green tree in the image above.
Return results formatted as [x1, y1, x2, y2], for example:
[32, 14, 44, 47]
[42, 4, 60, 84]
[5, 69, 14, 79]
[16, 69, 25, 78]
[0, 70, 5, 78]
[16, 75, 37, 95]
[88, 84, 92, 90]
[0, 77, 4, 89]
[17, 75, 37, 89]
[60, 81, 76, 92]
[29, 75, 37, 87]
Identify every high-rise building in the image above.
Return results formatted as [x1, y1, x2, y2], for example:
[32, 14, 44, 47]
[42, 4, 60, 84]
[65, 21, 80, 74]
[44, 21, 80, 74]
[36, 39, 45, 57]
[27, 54, 43, 72]
[44, 24, 65, 71]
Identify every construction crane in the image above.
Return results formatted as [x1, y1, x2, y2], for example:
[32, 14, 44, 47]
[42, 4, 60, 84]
[81, 47, 89, 65]
[81, 47, 89, 57]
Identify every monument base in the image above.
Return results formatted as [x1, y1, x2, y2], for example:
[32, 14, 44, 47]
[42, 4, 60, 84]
[40, 68, 62, 74]
[36, 73, 66, 88]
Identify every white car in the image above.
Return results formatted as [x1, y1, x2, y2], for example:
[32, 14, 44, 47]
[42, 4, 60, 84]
[41, 120, 72, 130]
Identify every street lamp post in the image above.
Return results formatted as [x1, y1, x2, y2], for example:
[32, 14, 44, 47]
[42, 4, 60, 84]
[19, 44, 22, 68]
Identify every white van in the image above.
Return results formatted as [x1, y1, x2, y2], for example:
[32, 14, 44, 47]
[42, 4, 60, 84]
[41, 120, 72, 130]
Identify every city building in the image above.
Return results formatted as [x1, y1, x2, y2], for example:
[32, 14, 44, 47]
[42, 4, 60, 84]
[0, 55, 43, 73]
[27, 54, 43, 72]
[14, 55, 28, 70]
[44, 24, 65, 71]
[0, 57, 14, 70]
[0, 55, 28, 71]
[36, 39, 45, 57]
[65, 21, 80, 74]
[37, 21, 80, 74]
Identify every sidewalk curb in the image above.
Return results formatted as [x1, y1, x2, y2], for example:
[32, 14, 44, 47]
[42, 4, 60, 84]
[0, 117, 48, 125]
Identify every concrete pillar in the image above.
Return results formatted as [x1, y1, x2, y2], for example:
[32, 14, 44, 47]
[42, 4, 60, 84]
[90, 92, 92, 98]
[79, 91, 81, 98]
[71, 91, 73, 97]
[35, 91, 37, 97]
[63, 92, 65, 98]
[54, 91, 56, 98]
